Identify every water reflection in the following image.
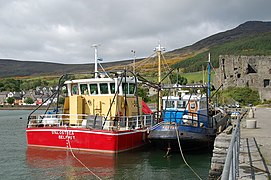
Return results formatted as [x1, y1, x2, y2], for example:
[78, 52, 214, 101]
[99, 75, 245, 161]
[26, 147, 117, 179]
[26, 146, 211, 179]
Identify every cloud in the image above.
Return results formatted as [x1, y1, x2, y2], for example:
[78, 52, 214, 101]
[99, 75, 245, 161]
[0, 0, 270, 64]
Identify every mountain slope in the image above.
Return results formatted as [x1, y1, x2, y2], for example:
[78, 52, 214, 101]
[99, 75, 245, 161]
[0, 59, 90, 77]
[0, 59, 133, 78]
[168, 21, 271, 56]
[172, 22, 271, 72]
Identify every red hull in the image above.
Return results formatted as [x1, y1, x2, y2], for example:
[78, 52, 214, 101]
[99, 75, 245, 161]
[26, 127, 147, 153]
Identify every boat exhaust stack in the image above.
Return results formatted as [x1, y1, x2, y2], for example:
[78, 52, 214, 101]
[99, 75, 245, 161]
[92, 44, 100, 78]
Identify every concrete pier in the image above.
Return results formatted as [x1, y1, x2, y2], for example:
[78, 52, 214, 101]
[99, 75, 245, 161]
[239, 107, 271, 179]
[209, 107, 271, 179]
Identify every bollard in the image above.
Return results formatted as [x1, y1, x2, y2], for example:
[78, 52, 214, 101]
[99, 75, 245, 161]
[246, 120, 257, 129]
[248, 108, 254, 118]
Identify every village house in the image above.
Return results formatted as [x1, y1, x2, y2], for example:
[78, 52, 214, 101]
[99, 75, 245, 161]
[0, 91, 8, 105]
[7, 92, 24, 105]
[0, 86, 59, 106]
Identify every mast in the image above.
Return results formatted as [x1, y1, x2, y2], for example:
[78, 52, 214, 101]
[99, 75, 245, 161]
[92, 44, 100, 78]
[208, 52, 211, 98]
[154, 42, 165, 112]
[155, 43, 165, 83]
[202, 65, 205, 84]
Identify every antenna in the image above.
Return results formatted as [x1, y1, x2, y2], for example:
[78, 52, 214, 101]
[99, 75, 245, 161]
[131, 50, 136, 74]
[92, 44, 101, 78]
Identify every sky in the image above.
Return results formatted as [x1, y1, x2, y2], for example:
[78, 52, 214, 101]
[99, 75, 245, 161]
[0, 0, 270, 64]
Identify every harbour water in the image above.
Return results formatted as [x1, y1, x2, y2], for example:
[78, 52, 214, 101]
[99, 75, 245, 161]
[0, 110, 211, 179]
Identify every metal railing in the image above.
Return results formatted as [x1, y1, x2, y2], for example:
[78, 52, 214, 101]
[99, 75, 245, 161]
[221, 115, 241, 180]
[106, 114, 154, 130]
[161, 110, 209, 128]
[27, 113, 154, 130]
[27, 114, 88, 127]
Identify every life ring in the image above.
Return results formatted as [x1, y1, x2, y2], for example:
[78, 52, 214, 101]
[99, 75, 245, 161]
[188, 101, 198, 117]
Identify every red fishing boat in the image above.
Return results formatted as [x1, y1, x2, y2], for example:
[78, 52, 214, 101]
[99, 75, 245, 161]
[26, 46, 154, 153]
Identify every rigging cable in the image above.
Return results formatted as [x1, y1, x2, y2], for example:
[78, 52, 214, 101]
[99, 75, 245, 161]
[66, 127, 102, 180]
[161, 53, 171, 73]
[174, 124, 203, 180]
[161, 53, 172, 85]
[126, 52, 156, 72]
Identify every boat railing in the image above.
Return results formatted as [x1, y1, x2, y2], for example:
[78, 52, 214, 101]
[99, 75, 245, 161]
[105, 114, 154, 130]
[143, 114, 155, 127]
[27, 113, 154, 130]
[162, 110, 209, 128]
[27, 114, 89, 128]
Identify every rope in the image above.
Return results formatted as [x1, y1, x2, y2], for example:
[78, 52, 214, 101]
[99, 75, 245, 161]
[66, 128, 102, 180]
[174, 124, 203, 180]
[164, 140, 172, 158]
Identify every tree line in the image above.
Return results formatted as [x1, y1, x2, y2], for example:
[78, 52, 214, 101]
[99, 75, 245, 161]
[0, 78, 57, 92]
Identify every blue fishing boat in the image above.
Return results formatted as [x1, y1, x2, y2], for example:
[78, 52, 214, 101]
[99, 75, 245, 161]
[148, 54, 230, 151]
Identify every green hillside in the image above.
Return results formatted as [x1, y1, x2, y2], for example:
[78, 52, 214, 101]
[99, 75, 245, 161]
[173, 32, 271, 72]
[181, 71, 215, 84]
[0, 59, 133, 78]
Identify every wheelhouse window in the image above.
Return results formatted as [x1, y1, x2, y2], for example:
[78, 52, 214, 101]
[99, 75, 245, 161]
[80, 84, 88, 95]
[71, 84, 78, 95]
[166, 100, 175, 108]
[110, 83, 115, 94]
[89, 84, 98, 94]
[129, 83, 135, 94]
[122, 83, 135, 95]
[100, 83, 109, 94]
[122, 83, 128, 94]
[177, 101, 186, 108]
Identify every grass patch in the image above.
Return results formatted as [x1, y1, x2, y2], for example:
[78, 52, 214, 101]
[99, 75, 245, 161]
[181, 71, 215, 84]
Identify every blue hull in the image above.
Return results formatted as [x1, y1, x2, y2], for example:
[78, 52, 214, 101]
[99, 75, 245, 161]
[148, 123, 216, 150]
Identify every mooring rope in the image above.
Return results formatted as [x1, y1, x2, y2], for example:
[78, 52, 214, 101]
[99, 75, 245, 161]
[65, 128, 102, 180]
[174, 124, 203, 180]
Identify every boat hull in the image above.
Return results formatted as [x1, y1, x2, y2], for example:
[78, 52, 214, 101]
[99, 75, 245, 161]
[26, 127, 147, 153]
[148, 124, 216, 151]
